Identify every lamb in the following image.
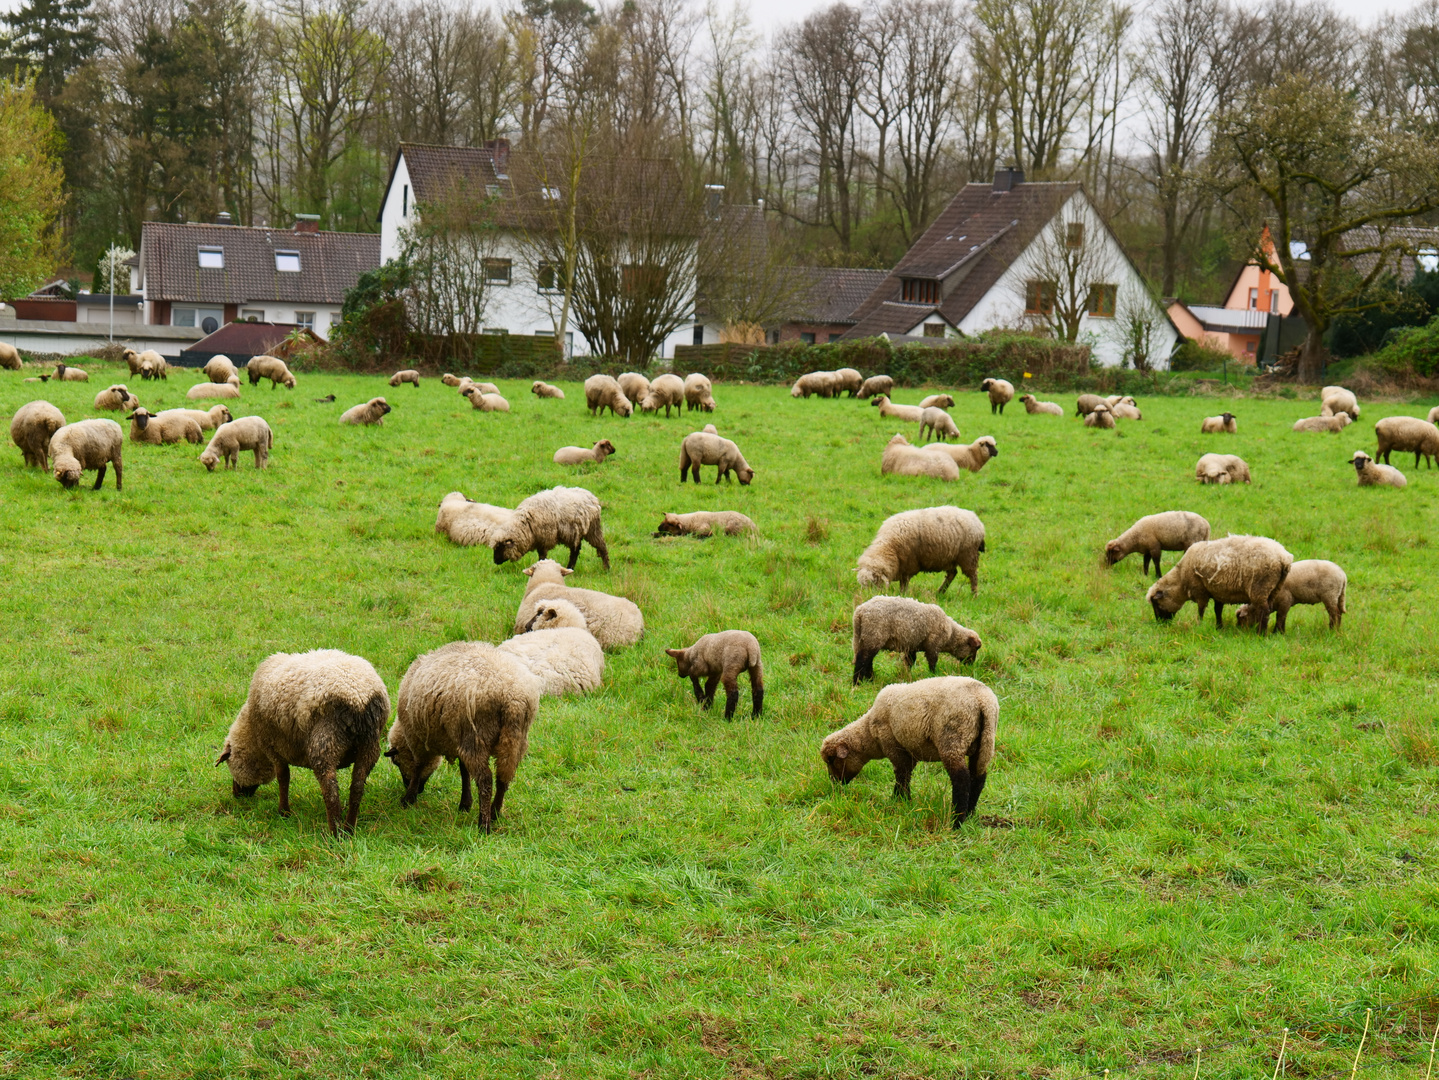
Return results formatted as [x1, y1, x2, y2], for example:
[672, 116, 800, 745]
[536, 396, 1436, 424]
[434, 491, 517, 548]
[851, 595, 982, 683]
[1112, 401, 1142, 420]
[1375, 415, 1439, 468]
[135, 350, 167, 380]
[930, 436, 999, 474]
[9, 400, 65, 469]
[339, 397, 392, 425]
[1195, 452, 1251, 484]
[639, 372, 686, 417]
[490, 485, 609, 569]
[918, 407, 960, 442]
[652, 510, 757, 537]
[1201, 412, 1237, 434]
[513, 559, 644, 648]
[881, 434, 960, 480]
[1084, 403, 1116, 428]
[128, 407, 203, 445]
[53, 363, 88, 382]
[791, 370, 839, 398]
[441, 373, 464, 386]
[247, 354, 296, 389]
[187, 382, 241, 400]
[388, 369, 421, 388]
[834, 368, 863, 397]
[1236, 559, 1347, 633]
[684, 372, 716, 412]
[978, 377, 1014, 414]
[820, 676, 998, 828]
[617, 372, 650, 403]
[1293, 414, 1351, 433]
[176, 404, 233, 430]
[93, 384, 138, 412]
[387, 642, 540, 833]
[857, 375, 894, 399]
[584, 374, 633, 417]
[1319, 386, 1359, 419]
[0, 342, 22, 369]
[1075, 394, 1105, 416]
[200, 416, 272, 470]
[553, 439, 616, 465]
[216, 649, 389, 835]
[665, 630, 763, 720]
[1020, 394, 1064, 416]
[1146, 534, 1292, 631]
[532, 380, 566, 399]
[463, 387, 510, 412]
[919, 393, 955, 409]
[1104, 510, 1211, 577]
[202, 355, 240, 384]
[678, 431, 755, 484]
[856, 506, 986, 595]
[870, 394, 924, 424]
[499, 598, 605, 697]
[1350, 449, 1406, 488]
[49, 418, 123, 490]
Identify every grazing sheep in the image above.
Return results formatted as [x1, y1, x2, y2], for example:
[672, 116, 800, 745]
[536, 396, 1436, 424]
[49, 418, 123, 490]
[1350, 449, 1406, 488]
[678, 431, 755, 484]
[513, 559, 644, 648]
[93, 384, 138, 412]
[216, 649, 389, 835]
[1075, 394, 1105, 416]
[871, 394, 924, 423]
[1020, 394, 1064, 416]
[1146, 534, 1292, 630]
[665, 630, 764, 720]
[1201, 412, 1237, 434]
[584, 374, 633, 417]
[1428, 406, 1439, 425]
[1319, 386, 1359, 419]
[1375, 415, 1439, 468]
[639, 373, 686, 417]
[791, 370, 839, 398]
[187, 382, 241, 400]
[1195, 452, 1251, 484]
[617, 372, 651, 404]
[834, 368, 863, 397]
[1236, 559, 1347, 633]
[434, 491, 517, 548]
[0, 342, 22, 370]
[919, 393, 955, 409]
[856, 506, 986, 595]
[9, 400, 65, 469]
[652, 510, 757, 537]
[202, 355, 239, 384]
[702, 423, 717, 433]
[821, 676, 998, 828]
[441, 373, 464, 387]
[1293, 414, 1351, 433]
[134, 350, 167, 380]
[389, 369, 421, 388]
[247, 354, 295, 389]
[1084, 403, 1116, 429]
[463, 387, 510, 412]
[553, 439, 616, 465]
[1112, 401, 1142, 420]
[930, 436, 999, 474]
[54, 363, 88, 382]
[857, 375, 894, 399]
[499, 598, 605, 697]
[339, 397, 392, 425]
[491, 485, 609, 569]
[684, 372, 716, 412]
[851, 595, 982, 683]
[200, 416, 272, 470]
[128, 407, 202, 445]
[978, 378, 1014, 414]
[532, 380, 565, 399]
[881, 433, 960, 480]
[1105, 511, 1211, 577]
[918, 407, 960, 442]
[176, 404, 233, 430]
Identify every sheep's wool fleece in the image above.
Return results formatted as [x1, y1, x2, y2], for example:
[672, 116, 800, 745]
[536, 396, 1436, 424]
[514, 580, 644, 648]
[397, 642, 541, 738]
[512, 486, 602, 546]
[499, 628, 605, 696]
[1113, 511, 1210, 552]
[235, 650, 389, 751]
[435, 492, 516, 547]
[858, 506, 985, 583]
[853, 595, 972, 653]
[861, 676, 998, 766]
[1155, 535, 1292, 606]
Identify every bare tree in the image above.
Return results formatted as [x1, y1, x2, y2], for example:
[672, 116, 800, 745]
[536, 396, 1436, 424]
[404, 176, 500, 336]
[699, 205, 811, 336]
[1018, 205, 1121, 342]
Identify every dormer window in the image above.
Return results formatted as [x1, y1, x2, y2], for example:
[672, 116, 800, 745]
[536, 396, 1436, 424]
[198, 246, 224, 269]
[275, 250, 301, 273]
[901, 278, 939, 304]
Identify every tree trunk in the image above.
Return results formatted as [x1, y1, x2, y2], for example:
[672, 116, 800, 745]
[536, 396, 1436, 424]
[1297, 324, 1327, 383]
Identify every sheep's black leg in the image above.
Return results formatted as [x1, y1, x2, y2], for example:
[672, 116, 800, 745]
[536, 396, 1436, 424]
[936, 570, 957, 595]
[401, 771, 426, 806]
[1213, 601, 1225, 629]
[749, 668, 763, 718]
[702, 675, 720, 710]
[462, 754, 493, 833]
[689, 675, 705, 705]
[314, 764, 344, 835]
[591, 532, 611, 569]
[722, 676, 739, 720]
[276, 763, 292, 816]
[891, 753, 915, 799]
[113, 459, 122, 491]
[92, 464, 106, 490]
[903, 650, 917, 670]
[948, 766, 972, 828]
[345, 739, 381, 832]
[925, 649, 939, 673]
[965, 770, 988, 818]
[458, 760, 473, 811]
[565, 544, 580, 570]
[490, 778, 509, 821]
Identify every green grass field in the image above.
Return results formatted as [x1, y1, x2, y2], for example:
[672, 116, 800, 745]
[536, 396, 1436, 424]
[1, 364, 1437, 1079]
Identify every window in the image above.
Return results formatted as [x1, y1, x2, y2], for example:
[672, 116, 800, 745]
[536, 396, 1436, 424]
[1025, 279, 1056, 315]
[483, 258, 512, 285]
[693, 324, 704, 346]
[800, 332, 816, 344]
[486, 185, 501, 197]
[275, 250, 301, 273]
[541, 186, 561, 201]
[827, 333, 842, 343]
[172, 306, 222, 329]
[482, 327, 509, 335]
[402, 184, 409, 217]
[901, 278, 939, 304]
[1248, 287, 1259, 310]
[198, 246, 224, 269]
[1419, 248, 1439, 273]
[1270, 291, 1280, 314]
[1066, 222, 1084, 249]
[622, 264, 665, 295]
[1086, 284, 1117, 318]
[923, 323, 945, 338]
[295, 311, 315, 330]
[537, 261, 565, 292]
[240, 309, 264, 322]
[1245, 339, 1256, 355]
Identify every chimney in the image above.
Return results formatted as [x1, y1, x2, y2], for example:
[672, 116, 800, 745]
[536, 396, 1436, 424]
[704, 184, 724, 220]
[215, 211, 233, 226]
[483, 138, 511, 177]
[293, 213, 320, 233]
[992, 166, 1024, 192]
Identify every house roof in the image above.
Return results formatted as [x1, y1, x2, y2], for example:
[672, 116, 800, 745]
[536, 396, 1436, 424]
[1185, 305, 1269, 332]
[843, 181, 1082, 338]
[794, 267, 891, 324]
[388, 143, 505, 208]
[1343, 225, 1439, 283]
[139, 222, 379, 306]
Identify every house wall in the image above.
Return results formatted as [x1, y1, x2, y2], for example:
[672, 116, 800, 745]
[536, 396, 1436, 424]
[145, 299, 342, 339]
[778, 323, 852, 344]
[1223, 264, 1293, 316]
[380, 154, 413, 264]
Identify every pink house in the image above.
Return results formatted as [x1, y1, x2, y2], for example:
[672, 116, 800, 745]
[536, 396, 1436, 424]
[1167, 226, 1294, 363]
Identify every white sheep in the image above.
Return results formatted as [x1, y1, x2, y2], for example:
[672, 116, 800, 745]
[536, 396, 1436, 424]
[870, 394, 924, 424]
[0, 342, 21, 369]
[851, 595, 982, 683]
[389, 369, 421, 388]
[49, 418, 123, 490]
[532, 380, 566, 399]
[1195, 452, 1250, 484]
[247, 354, 295, 389]
[881, 434, 960, 480]
[434, 491, 518, 548]
[684, 372, 716, 412]
[1146, 534, 1292, 630]
[857, 375, 893, 399]
[491, 486, 609, 569]
[1112, 401, 1142, 420]
[652, 510, 757, 537]
[187, 382, 241, 400]
[1350, 449, 1406, 488]
[930, 435, 998, 473]
[128, 407, 203, 445]
[834, 368, 863, 397]
[441, 373, 464, 387]
[499, 598, 605, 697]
[1105, 511, 1211, 577]
[54, 363, 88, 382]
[513, 559, 644, 648]
[202, 355, 239, 384]
[639, 373, 686, 417]
[1084, 403, 1116, 428]
[93, 384, 138, 412]
[176, 404, 234, 430]
[1293, 415, 1351, 433]
[584, 374, 633, 417]
[135, 350, 167, 380]
[1375, 416, 1439, 468]
[978, 378, 1014, 414]
[340, 397, 392, 425]
[10, 400, 66, 469]
[918, 393, 955, 409]
[1236, 559, 1347, 633]
[1428, 406, 1439, 425]
[1020, 394, 1063, 416]
[1319, 386, 1359, 419]
[791, 370, 839, 398]
[617, 372, 651, 403]
[1201, 413, 1237, 434]
[856, 506, 986, 595]
[1075, 394, 1104, 416]
[463, 387, 510, 412]
[918, 407, 960, 442]
[678, 431, 755, 484]
[554, 439, 616, 465]
[200, 416, 272, 470]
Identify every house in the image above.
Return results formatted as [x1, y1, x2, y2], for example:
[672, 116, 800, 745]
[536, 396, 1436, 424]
[134, 214, 380, 340]
[777, 268, 891, 344]
[177, 321, 323, 367]
[1167, 226, 1295, 362]
[841, 170, 1176, 367]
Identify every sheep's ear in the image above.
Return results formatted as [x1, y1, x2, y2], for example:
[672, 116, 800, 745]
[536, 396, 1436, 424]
[383, 747, 397, 759]
[560, 567, 573, 577]
[665, 648, 684, 659]
[835, 744, 849, 759]
[214, 746, 231, 766]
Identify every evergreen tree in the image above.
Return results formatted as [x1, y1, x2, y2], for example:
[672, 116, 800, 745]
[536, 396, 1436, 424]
[1, 0, 97, 104]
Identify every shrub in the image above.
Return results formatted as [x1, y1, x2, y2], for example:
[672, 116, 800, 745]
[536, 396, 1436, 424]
[1366, 316, 1439, 378]
[1169, 340, 1234, 372]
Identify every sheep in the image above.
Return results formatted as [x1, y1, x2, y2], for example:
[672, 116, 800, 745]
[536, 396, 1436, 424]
[929, 436, 999, 474]
[553, 439, 616, 465]
[463, 387, 510, 412]
[1146, 534, 1292, 631]
[513, 559, 644, 648]
[919, 393, 955, 409]
[187, 382, 241, 400]
[1112, 401, 1143, 420]
[1105, 395, 1137, 408]
[247, 354, 295, 389]
[584, 374, 633, 417]
[9, 400, 65, 469]
[128, 407, 202, 445]
[617, 372, 650, 403]
[202, 355, 239, 384]
[857, 375, 893, 399]
[918, 407, 960, 443]
[532, 380, 566, 399]
[490, 485, 609, 569]
[441, 373, 464, 386]
[1292, 414, 1351, 433]
[978, 377, 1014, 414]
[499, 598, 605, 697]
[1428, 406, 1439, 425]
[1195, 452, 1251, 484]
[638, 372, 685, 417]
[820, 676, 997, 828]
[200, 416, 272, 470]
[1084, 403, 1116, 429]
[856, 506, 985, 595]
[702, 423, 717, 434]
[53, 363, 88, 382]
[339, 397, 392, 425]
[1105, 511, 1211, 577]
[1201, 412, 1237, 434]
[1020, 394, 1063, 416]
[434, 491, 517, 548]
[665, 630, 763, 720]
[0, 342, 22, 369]
[1350, 449, 1406, 488]
[684, 372, 716, 412]
[389, 369, 421, 388]
[834, 368, 863, 397]
[135, 350, 167, 380]
[678, 430, 755, 484]
[1320, 386, 1359, 419]
[93, 384, 138, 412]
[791, 370, 839, 398]
[1236, 559, 1347, 633]
[216, 649, 389, 835]
[315, 394, 336, 403]
[851, 595, 982, 683]
[1075, 394, 1104, 416]
[870, 394, 924, 424]
[881, 433, 960, 480]
[49, 418, 123, 490]
[176, 404, 233, 430]
[472, 381, 500, 395]
[1375, 415, 1439, 468]
[652, 510, 757, 537]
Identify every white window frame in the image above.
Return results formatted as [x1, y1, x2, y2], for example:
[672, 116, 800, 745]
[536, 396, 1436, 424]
[240, 308, 264, 322]
[275, 250, 301, 273]
[173, 306, 223, 329]
[198, 246, 224, 269]
[294, 311, 316, 330]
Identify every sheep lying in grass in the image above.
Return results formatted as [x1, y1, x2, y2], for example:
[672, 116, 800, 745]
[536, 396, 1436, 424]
[679, 431, 755, 484]
[1293, 414, 1351, 433]
[49, 418, 123, 490]
[200, 416, 272, 470]
[881, 434, 959, 480]
[1201, 413, 1237, 434]
[94, 384, 138, 412]
[499, 598, 605, 697]
[684, 372, 716, 412]
[1105, 511, 1211, 577]
[821, 676, 998, 828]
[1020, 394, 1063, 416]
[1350, 449, 1406, 488]
[54, 363, 88, 382]
[340, 397, 391, 425]
[441, 373, 464, 386]
[1236, 559, 1347, 633]
[203, 355, 239, 384]
[1320, 386, 1359, 419]
[434, 491, 517, 548]
[1146, 534, 1292, 631]
[857, 375, 893, 399]
[217, 649, 389, 835]
[1195, 452, 1250, 484]
[666, 630, 763, 720]
[463, 387, 510, 412]
[247, 355, 295, 389]
[791, 370, 839, 398]
[1112, 401, 1142, 420]
[930, 436, 998, 473]
[851, 596, 981, 683]
[532, 380, 565, 399]
[979, 378, 1014, 414]
[918, 407, 960, 442]
[491, 486, 610, 569]
[554, 439, 616, 465]
[919, 393, 954, 409]
[187, 382, 241, 400]
[0, 342, 22, 369]
[129, 408, 203, 445]
[856, 506, 986, 595]
[177, 404, 233, 430]
[585, 374, 633, 417]
[652, 510, 756, 537]
[1084, 403, 1116, 429]
[870, 394, 924, 423]
[618, 372, 650, 404]
[1375, 415, 1439, 468]
[513, 560, 643, 648]
[389, 369, 420, 388]
[10, 400, 65, 469]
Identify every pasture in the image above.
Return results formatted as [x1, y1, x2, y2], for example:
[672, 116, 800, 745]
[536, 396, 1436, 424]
[1, 365, 1436, 1079]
